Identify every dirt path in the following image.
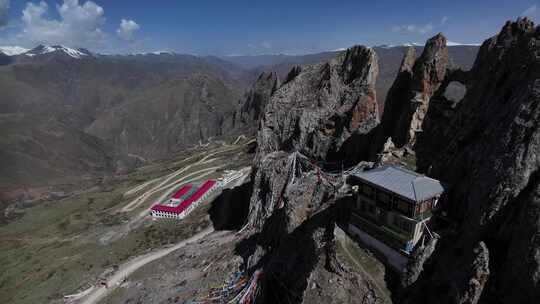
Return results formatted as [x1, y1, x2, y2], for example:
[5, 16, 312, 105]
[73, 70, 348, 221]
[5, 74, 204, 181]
[99, 168, 222, 245]
[119, 142, 244, 213]
[120, 158, 218, 212]
[233, 134, 246, 145]
[123, 141, 250, 200]
[123, 178, 160, 196]
[79, 227, 214, 304]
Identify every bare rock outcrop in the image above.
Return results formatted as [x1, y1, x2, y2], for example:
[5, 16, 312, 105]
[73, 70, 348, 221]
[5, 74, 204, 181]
[376, 34, 450, 151]
[241, 151, 375, 304]
[256, 46, 380, 162]
[232, 71, 280, 133]
[240, 46, 383, 303]
[401, 18, 540, 304]
[375, 47, 416, 150]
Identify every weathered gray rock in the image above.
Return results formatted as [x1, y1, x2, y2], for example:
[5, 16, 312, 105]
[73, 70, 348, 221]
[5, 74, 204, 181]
[232, 71, 280, 133]
[256, 46, 379, 162]
[242, 46, 383, 303]
[244, 151, 375, 303]
[377, 34, 450, 151]
[400, 235, 439, 289]
[375, 47, 416, 151]
[402, 18, 540, 304]
[401, 240, 490, 304]
[284, 65, 302, 84]
[246, 151, 337, 233]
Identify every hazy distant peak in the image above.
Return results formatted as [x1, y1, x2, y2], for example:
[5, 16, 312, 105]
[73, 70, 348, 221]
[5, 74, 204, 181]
[0, 46, 30, 56]
[124, 51, 177, 56]
[375, 41, 481, 49]
[25, 45, 92, 59]
[402, 42, 424, 47]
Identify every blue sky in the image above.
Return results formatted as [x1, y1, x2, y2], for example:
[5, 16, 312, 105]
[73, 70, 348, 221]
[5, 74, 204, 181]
[0, 0, 538, 55]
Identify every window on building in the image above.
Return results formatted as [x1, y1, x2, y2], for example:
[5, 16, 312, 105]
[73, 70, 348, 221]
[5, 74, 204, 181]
[359, 200, 367, 212]
[393, 216, 414, 234]
[366, 203, 378, 217]
[406, 221, 414, 233]
[362, 184, 374, 197]
[377, 191, 391, 205]
[396, 199, 411, 215]
[392, 216, 397, 225]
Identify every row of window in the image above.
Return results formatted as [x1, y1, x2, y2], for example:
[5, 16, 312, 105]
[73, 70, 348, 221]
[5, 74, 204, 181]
[359, 201, 379, 217]
[358, 200, 416, 234]
[393, 215, 415, 234]
[360, 183, 434, 217]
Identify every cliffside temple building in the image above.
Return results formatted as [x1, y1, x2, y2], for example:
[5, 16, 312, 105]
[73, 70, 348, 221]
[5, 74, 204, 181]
[347, 165, 446, 270]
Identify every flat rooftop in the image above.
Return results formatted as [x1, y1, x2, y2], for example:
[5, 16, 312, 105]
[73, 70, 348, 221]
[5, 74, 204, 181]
[351, 165, 445, 202]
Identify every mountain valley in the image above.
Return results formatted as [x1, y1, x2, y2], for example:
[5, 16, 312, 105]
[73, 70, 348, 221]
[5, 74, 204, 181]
[4, 16, 540, 304]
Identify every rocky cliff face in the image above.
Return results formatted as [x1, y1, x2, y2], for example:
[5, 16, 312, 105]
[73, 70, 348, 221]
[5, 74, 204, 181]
[242, 151, 375, 304]
[232, 71, 280, 133]
[86, 73, 240, 159]
[400, 18, 540, 304]
[256, 46, 380, 162]
[375, 47, 416, 150]
[241, 46, 382, 303]
[377, 34, 450, 150]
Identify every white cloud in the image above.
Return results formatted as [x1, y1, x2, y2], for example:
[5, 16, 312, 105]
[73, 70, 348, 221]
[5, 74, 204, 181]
[392, 23, 434, 35]
[117, 19, 140, 41]
[419, 23, 434, 34]
[0, 0, 8, 28]
[246, 41, 274, 54]
[441, 16, 449, 26]
[523, 4, 538, 17]
[261, 41, 271, 49]
[20, 0, 106, 48]
[248, 41, 272, 50]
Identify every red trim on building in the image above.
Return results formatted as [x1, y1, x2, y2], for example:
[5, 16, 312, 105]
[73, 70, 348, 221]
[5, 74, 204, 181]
[151, 180, 216, 214]
[171, 184, 192, 200]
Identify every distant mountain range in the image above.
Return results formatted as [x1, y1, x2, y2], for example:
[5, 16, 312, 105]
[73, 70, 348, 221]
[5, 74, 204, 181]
[0, 42, 480, 190]
[0, 45, 249, 189]
[0, 46, 30, 56]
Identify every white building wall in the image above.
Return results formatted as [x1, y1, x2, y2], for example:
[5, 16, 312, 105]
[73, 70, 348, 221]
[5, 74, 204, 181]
[151, 182, 219, 220]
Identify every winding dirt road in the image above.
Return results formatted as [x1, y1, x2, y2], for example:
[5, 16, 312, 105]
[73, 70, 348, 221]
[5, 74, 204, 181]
[74, 139, 252, 303]
[78, 227, 214, 304]
[121, 143, 245, 213]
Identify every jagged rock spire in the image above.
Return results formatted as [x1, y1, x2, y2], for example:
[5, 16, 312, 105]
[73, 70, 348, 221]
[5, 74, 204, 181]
[375, 33, 449, 151]
[403, 18, 540, 304]
[233, 71, 280, 132]
[256, 45, 379, 161]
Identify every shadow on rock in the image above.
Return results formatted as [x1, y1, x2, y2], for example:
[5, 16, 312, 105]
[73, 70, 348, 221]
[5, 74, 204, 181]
[208, 181, 252, 231]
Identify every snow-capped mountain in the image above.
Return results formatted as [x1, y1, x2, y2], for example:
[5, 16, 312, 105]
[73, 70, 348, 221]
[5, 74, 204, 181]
[0, 46, 30, 56]
[375, 42, 481, 49]
[402, 42, 424, 47]
[123, 51, 177, 56]
[24, 45, 92, 59]
[446, 41, 482, 46]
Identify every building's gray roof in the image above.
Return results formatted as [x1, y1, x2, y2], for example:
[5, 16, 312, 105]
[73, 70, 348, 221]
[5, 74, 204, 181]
[352, 166, 445, 202]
